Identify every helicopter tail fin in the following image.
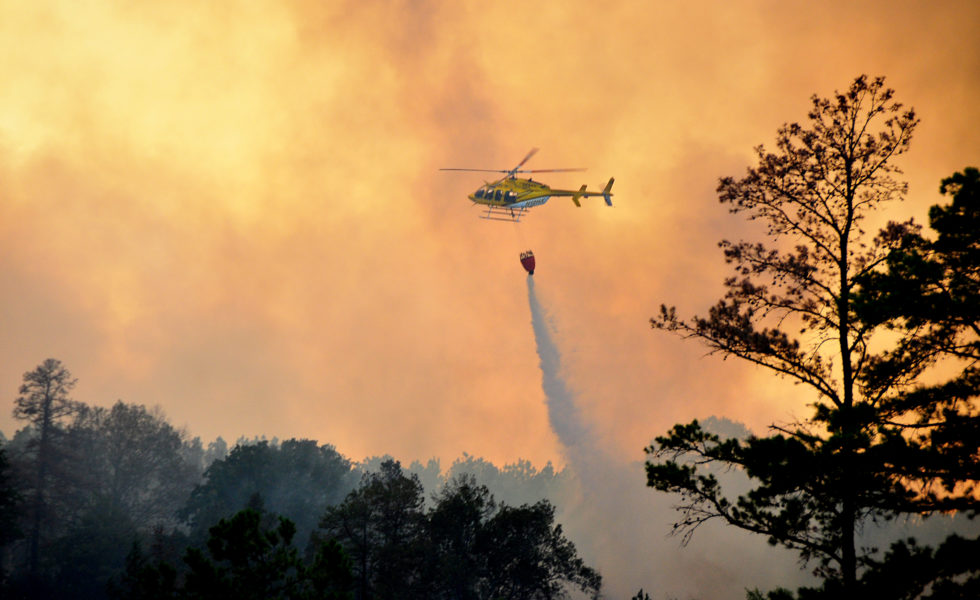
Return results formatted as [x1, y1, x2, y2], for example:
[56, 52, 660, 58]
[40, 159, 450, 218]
[602, 177, 615, 206]
[571, 184, 587, 207]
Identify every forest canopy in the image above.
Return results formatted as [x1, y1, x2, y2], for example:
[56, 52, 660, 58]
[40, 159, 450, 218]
[0, 362, 591, 600]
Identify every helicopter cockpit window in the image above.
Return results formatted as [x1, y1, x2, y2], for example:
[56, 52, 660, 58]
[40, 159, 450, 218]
[474, 189, 484, 199]
[494, 189, 502, 201]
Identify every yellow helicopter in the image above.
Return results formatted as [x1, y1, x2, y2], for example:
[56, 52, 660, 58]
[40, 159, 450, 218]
[441, 148, 614, 222]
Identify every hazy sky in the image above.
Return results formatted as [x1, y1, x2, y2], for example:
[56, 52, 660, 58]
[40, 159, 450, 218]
[2, 0, 979, 469]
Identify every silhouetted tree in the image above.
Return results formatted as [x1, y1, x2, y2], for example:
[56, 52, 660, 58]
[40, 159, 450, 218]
[180, 439, 355, 544]
[10, 401, 201, 599]
[11, 359, 82, 586]
[0, 444, 22, 590]
[317, 459, 427, 600]
[203, 436, 228, 466]
[182, 508, 305, 600]
[0, 444, 20, 540]
[444, 453, 567, 508]
[854, 168, 980, 453]
[648, 75, 927, 599]
[425, 474, 496, 599]
[111, 507, 353, 600]
[179, 437, 206, 480]
[306, 537, 354, 600]
[109, 541, 179, 600]
[427, 474, 601, 600]
[406, 458, 442, 497]
[46, 499, 136, 599]
[319, 466, 601, 600]
[6, 375, 205, 598]
[89, 402, 198, 529]
[845, 167, 980, 596]
[481, 500, 601, 599]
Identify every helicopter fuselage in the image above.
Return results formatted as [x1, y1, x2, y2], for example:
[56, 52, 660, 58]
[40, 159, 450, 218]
[440, 148, 613, 221]
[468, 178, 555, 209]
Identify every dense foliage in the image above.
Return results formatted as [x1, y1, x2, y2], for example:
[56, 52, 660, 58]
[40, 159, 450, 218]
[179, 438, 357, 546]
[112, 507, 353, 600]
[318, 462, 601, 599]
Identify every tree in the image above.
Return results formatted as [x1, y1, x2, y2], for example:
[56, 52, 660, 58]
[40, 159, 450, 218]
[45, 499, 137, 599]
[109, 508, 353, 600]
[647, 75, 923, 598]
[318, 465, 601, 600]
[846, 166, 980, 596]
[854, 167, 980, 509]
[0, 444, 21, 545]
[425, 474, 496, 599]
[182, 509, 306, 600]
[88, 402, 198, 529]
[109, 541, 179, 600]
[0, 444, 23, 590]
[5, 398, 202, 599]
[444, 453, 568, 508]
[481, 500, 601, 599]
[306, 537, 354, 600]
[180, 439, 355, 545]
[423, 474, 602, 600]
[204, 436, 228, 467]
[11, 359, 82, 584]
[316, 459, 427, 600]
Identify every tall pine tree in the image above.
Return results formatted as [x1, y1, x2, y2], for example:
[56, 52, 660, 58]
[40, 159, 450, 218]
[12, 359, 82, 585]
[647, 75, 928, 598]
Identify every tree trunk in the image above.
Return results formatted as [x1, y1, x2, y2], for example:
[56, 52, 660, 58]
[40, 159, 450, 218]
[28, 382, 53, 584]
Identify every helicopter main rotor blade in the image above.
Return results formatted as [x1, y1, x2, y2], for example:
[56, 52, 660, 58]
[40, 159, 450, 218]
[441, 148, 585, 177]
[513, 147, 539, 171]
[440, 167, 586, 174]
[439, 168, 516, 173]
[505, 148, 539, 178]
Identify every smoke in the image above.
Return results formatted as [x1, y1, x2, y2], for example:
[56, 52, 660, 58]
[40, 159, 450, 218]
[526, 275, 809, 599]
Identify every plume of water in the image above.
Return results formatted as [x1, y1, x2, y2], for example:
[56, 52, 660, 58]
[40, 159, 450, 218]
[527, 276, 604, 471]
[527, 275, 656, 595]
[526, 275, 809, 599]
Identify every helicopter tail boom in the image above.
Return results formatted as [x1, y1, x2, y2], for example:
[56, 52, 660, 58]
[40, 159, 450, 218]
[569, 178, 614, 207]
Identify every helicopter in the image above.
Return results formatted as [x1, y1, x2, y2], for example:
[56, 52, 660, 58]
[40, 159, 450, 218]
[441, 148, 614, 222]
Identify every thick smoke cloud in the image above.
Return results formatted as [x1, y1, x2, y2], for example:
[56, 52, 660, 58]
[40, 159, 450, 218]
[1, 0, 979, 479]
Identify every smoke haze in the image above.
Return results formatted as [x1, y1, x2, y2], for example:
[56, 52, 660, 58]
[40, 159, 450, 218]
[2, 1, 978, 469]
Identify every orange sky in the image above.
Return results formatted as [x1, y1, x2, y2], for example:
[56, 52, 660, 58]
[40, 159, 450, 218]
[2, 0, 979, 469]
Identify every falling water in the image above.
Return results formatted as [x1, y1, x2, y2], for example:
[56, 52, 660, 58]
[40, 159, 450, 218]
[526, 275, 607, 479]
[525, 275, 809, 599]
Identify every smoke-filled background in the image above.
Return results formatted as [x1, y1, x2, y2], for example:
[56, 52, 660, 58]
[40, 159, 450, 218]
[1, 0, 979, 595]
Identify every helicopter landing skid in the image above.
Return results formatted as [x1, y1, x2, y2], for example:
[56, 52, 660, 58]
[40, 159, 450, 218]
[479, 205, 528, 222]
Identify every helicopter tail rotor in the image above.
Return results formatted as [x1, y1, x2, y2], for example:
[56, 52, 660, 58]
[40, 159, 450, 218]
[602, 177, 615, 206]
